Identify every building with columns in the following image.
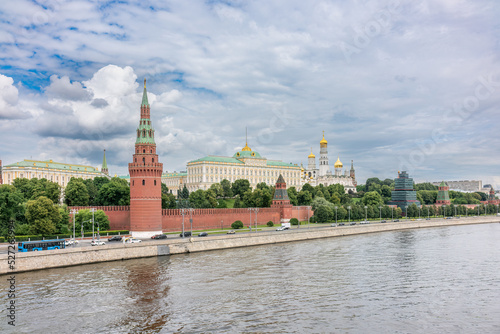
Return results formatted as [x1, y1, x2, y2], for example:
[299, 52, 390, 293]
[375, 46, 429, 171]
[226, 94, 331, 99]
[302, 132, 357, 192]
[128, 79, 164, 238]
[1, 151, 110, 188]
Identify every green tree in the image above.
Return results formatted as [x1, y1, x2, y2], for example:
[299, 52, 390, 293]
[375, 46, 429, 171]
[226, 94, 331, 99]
[12, 178, 31, 200]
[301, 183, 315, 196]
[162, 193, 177, 209]
[287, 187, 298, 206]
[161, 183, 169, 194]
[206, 189, 218, 208]
[96, 177, 130, 206]
[297, 190, 313, 205]
[25, 196, 61, 236]
[362, 191, 383, 206]
[220, 179, 233, 198]
[189, 189, 210, 208]
[233, 195, 244, 208]
[83, 179, 99, 205]
[209, 183, 223, 198]
[57, 206, 71, 234]
[74, 209, 110, 232]
[232, 179, 251, 197]
[0, 185, 26, 235]
[65, 178, 90, 206]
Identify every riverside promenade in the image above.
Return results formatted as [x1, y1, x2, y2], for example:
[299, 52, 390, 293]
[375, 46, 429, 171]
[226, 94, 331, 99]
[2, 216, 499, 275]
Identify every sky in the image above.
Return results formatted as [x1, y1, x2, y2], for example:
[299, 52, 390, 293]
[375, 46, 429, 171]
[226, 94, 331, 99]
[0, 0, 499, 187]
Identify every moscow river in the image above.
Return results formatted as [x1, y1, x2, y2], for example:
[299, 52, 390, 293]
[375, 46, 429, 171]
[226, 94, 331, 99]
[2, 223, 499, 333]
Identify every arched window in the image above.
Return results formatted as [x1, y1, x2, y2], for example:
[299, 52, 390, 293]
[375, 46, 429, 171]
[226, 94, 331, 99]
[132, 180, 134, 186]
[143, 157, 145, 165]
[154, 180, 157, 186]
[142, 180, 145, 185]
[143, 149, 145, 153]
[152, 158, 155, 163]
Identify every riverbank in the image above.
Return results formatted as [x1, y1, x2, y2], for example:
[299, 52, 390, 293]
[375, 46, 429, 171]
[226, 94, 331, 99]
[2, 216, 498, 274]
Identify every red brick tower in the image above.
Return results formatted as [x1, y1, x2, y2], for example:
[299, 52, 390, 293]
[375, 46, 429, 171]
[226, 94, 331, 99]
[128, 79, 163, 238]
[271, 174, 293, 222]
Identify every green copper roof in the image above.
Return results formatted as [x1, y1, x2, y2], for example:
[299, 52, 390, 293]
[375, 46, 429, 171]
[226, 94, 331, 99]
[5, 160, 101, 173]
[102, 150, 108, 169]
[266, 160, 298, 167]
[188, 156, 244, 164]
[141, 79, 149, 106]
[162, 172, 188, 177]
[232, 150, 262, 158]
[439, 181, 447, 187]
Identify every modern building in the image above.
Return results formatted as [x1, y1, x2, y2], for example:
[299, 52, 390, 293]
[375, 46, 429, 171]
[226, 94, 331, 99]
[1, 152, 110, 188]
[301, 132, 357, 192]
[436, 181, 451, 206]
[388, 171, 421, 214]
[128, 79, 164, 238]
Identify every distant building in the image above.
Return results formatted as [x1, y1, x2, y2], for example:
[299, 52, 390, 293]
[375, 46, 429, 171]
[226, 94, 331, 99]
[1, 157, 110, 188]
[436, 181, 451, 206]
[161, 171, 187, 195]
[431, 180, 482, 192]
[388, 171, 421, 214]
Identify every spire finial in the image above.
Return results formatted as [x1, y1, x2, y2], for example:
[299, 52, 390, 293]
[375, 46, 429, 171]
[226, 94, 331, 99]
[322, 130, 324, 138]
[144, 78, 146, 88]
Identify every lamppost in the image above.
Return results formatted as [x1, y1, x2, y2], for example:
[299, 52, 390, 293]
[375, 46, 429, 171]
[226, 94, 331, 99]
[477, 204, 480, 216]
[379, 206, 382, 222]
[334, 206, 338, 225]
[248, 208, 252, 232]
[442, 205, 446, 219]
[90, 208, 96, 242]
[427, 206, 430, 219]
[180, 209, 186, 238]
[405, 206, 408, 220]
[391, 206, 394, 221]
[248, 208, 259, 232]
[466, 206, 468, 217]
[364, 206, 367, 222]
[188, 208, 194, 236]
[348, 206, 351, 224]
[70, 209, 78, 245]
[454, 205, 457, 217]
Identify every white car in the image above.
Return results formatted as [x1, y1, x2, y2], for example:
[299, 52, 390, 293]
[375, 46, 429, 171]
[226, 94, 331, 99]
[90, 240, 106, 246]
[276, 227, 285, 231]
[124, 238, 142, 243]
[65, 239, 79, 246]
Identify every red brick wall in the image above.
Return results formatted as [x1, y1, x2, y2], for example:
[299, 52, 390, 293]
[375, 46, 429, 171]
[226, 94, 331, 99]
[161, 208, 281, 232]
[69, 206, 130, 231]
[291, 206, 313, 221]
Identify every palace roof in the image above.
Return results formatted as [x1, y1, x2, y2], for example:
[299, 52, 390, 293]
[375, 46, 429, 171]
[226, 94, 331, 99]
[5, 159, 100, 172]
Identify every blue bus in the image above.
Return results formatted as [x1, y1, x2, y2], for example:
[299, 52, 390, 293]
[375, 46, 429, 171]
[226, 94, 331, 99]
[18, 239, 66, 252]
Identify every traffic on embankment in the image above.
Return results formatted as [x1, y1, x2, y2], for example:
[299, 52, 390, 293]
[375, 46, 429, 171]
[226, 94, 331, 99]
[1, 216, 499, 275]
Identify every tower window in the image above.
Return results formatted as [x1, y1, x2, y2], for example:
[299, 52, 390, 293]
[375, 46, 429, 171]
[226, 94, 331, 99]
[154, 180, 157, 186]
[143, 157, 145, 164]
[143, 149, 145, 153]
[142, 180, 145, 185]
[152, 158, 154, 163]
[132, 180, 134, 186]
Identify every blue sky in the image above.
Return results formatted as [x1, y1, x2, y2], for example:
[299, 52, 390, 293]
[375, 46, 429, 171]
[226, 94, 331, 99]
[0, 0, 499, 187]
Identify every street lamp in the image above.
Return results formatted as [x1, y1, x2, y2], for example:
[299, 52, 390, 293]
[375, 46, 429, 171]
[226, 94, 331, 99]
[90, 208, 96, 241]
[188, 208, 195, 236]
[477, 204, 480, 216]
[379, 206, 382, 222]
[334, 206, 338, 225]
[454, 205, 457, 217]
[348, 206, 351, 224]
[248, 208, 252, 232]
[249, 208, 259, 232]
[405, 206, 408, 219]
[70, 209, 78, 246]
[364, 206, 367, 222]
[442, 205, 446, 219]
[391, 206, 394, 221]
[427, 206, 430, 219]
[466, 206, 468, 217]
[180, 209, 186, 238]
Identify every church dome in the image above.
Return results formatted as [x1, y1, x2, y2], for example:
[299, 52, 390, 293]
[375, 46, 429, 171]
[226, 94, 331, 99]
[241, 142, 252, 151]
[334, 156, 343, 168]
[308, 148, 315, 158]
[320, 132, 328, 148]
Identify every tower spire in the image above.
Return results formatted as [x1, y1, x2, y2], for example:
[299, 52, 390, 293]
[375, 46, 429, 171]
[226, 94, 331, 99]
[141, 78, 149, 107]
[101, 149, 108, 175]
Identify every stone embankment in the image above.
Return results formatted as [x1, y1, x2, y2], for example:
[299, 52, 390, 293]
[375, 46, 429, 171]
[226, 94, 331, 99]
[1, 217, 498, 274]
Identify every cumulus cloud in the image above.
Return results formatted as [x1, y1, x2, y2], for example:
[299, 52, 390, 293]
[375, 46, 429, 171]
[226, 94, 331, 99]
[0, 74, 31, 119]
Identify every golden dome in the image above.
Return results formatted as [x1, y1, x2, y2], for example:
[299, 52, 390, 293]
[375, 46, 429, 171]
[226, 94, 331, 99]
[242, 142, 251, 151]
[334, 156, 343, 168]
[308, 147, 315, 158]
[320, 131, 327, 147]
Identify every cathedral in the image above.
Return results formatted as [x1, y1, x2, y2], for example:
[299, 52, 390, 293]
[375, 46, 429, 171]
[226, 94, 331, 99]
[301, 132, 357, 193]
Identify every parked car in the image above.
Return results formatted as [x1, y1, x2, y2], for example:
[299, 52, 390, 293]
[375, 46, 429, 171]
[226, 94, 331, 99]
[276, 227, 285, 231]
[108, 236, 122, 242]
[393, 219, 400, 222]
[179, 232, 192, 238]
[90, 240, 106, 246]
[151, 234, 167, 239]
[426, 218, 431, 220]
[349, 222, 356, 225]
[226, 230, 236, 234]
[380, 220, 387, 223]
[338, 223, 345, 226]
[65, 239, 79, 246]
[330, 223, 337, 227]
[198, 232, 208, 237]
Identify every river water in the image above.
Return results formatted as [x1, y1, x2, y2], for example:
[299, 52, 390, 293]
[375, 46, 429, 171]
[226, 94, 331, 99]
[2, 223, 499, 333]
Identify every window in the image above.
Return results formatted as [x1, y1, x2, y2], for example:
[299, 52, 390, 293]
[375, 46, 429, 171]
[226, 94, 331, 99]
[133, 180, 134, 186]
[152, 158, 154, 163]
[143, 157, 145, 165]
[154, 180, 157, 186]
[142, 180, 145, 185]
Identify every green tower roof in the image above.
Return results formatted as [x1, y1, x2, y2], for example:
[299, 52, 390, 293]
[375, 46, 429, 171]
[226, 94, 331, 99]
[102, 150, 108, 169]
[141, 78, 149, 106]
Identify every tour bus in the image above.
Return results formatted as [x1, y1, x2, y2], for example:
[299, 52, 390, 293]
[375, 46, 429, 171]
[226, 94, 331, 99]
[18, 239, 66, 252]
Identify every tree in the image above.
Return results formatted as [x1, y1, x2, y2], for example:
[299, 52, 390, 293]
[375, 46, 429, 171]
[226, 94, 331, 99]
[233, 195, 244, 208]
[232, 179, 250, 197]
[96, 178, 130, 206]
[0, 185, 25, 235]
[474, 191, 488, 201]
[161, 183, 169, 194]
[220, 179, 233, 198]
[311, 197, 334, 222]
[231, 220, 244, 229]
[83, 179, 99, 205]
[206, 189, 218, 208]
[57, 207, 71, 234]
[74, 209, 110, 232]
[162, 193, 177, 209]
[65, 178, 90, 206]
[287, 187, 298, 206]
[290, 218, 299, 225]
[189, 189, 210, 208]
[209, 183, 223, 198]
[12, 178, 31, 200]
[25, 196, 61, 236]
[301, 183, 315, 196]
[297, 190, 313, 205]
[362, 191, 383, 206]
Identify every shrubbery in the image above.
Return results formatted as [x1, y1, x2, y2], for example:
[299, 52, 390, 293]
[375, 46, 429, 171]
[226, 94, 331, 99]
[290, 218, 299, 225]
[267, 221, 274, 227]
[231, 220, 244, 229]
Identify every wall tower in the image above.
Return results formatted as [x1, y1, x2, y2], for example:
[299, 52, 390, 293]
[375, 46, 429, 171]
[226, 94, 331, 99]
[128, 79, 164, 238]
[271, 174, 292, 222]
[101, 150, 109, 175]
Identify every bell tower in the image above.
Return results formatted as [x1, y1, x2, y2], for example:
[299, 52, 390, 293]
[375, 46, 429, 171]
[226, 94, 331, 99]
[319, 131, 329, 176]
[128, 79, 164, 238]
